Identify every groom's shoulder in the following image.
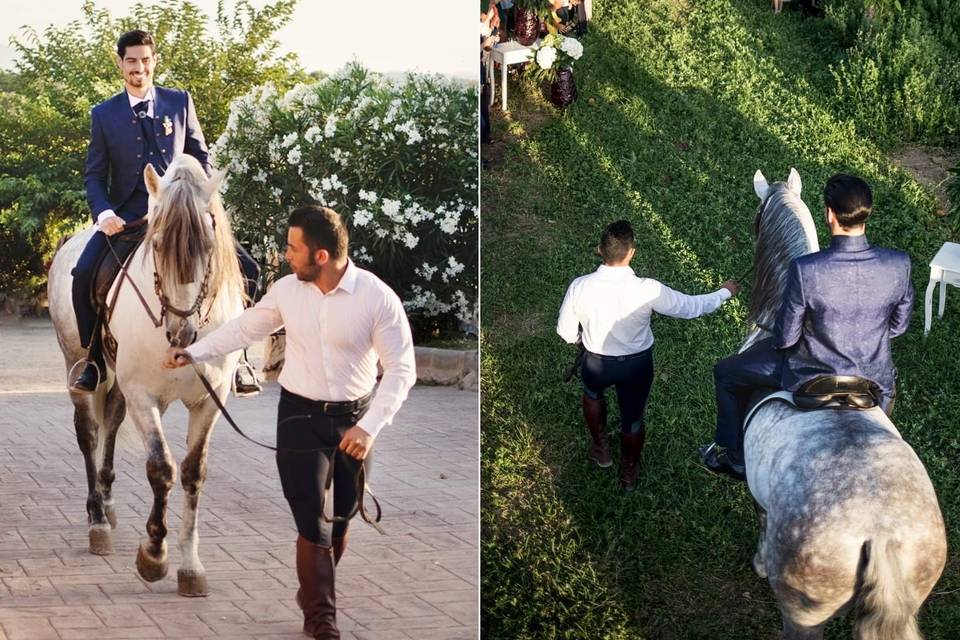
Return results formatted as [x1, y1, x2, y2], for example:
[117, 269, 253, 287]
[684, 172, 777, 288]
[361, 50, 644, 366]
[155, 86, 190, 104]
[91, 91, 126, 116]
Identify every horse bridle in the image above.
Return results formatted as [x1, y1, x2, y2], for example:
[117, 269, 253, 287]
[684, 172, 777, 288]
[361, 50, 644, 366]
[153, 261, 213, 347]
[104, 224, 213, 348]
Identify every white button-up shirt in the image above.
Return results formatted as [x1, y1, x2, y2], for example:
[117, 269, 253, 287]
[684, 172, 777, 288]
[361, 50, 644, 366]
[186, 261, 417, 439]
[557, 264, 731, 356]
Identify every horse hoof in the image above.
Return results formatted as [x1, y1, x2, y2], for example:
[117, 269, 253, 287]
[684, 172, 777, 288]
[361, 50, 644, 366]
[752, 552, 768, 578]
[136, 542, 168, 582]
[89, 525, 113, 555]
[177, 569, 209, 597]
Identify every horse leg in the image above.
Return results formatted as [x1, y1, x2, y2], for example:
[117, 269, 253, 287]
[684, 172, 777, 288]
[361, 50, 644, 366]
[176, 400, 219, 597]
[97, 384, 126, 530]
[128, 401, 176, 582]
[71, 397, 112, 555]
[752, 499, 768, 578]
[779, 615, 824, 640]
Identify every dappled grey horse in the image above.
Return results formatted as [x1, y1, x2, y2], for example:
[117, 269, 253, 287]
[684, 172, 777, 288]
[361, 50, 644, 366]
[741, 169, 946, 640]
[48, 156, 245, 596]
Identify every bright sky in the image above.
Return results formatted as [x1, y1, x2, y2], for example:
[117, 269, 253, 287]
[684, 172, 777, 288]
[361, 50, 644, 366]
[0, 0, 477, 80]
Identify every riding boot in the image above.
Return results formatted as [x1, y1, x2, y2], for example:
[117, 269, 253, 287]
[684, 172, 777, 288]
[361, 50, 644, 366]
[296, 536, 339, 639]
[332, 534, 348, 565]
[72, 327, 107, 393]
[581, 395, 612, 468]
[619, 428, 645, 491]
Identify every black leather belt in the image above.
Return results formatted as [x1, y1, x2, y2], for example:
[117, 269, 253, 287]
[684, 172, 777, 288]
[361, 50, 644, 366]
[281, 388, 373, 416]
[587, 348, 651, 362]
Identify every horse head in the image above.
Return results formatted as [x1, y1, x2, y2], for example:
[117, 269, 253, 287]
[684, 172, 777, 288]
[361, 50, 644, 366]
[745, 168, 819, 349]
[143, 157, 243, 348]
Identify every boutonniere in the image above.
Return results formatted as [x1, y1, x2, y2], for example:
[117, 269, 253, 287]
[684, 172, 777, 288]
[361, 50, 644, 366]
[163, 116, 173, 136]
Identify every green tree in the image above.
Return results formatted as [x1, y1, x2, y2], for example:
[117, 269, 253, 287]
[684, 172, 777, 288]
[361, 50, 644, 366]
[0, 0, 306, 297]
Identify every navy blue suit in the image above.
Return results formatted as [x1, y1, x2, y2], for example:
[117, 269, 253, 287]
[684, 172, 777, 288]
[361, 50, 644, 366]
[713, 234, 914, 453]
[73, 87, 259, 353]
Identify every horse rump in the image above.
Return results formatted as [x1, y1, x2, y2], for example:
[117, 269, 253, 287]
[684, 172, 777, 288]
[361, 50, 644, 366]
[854, 538, 921, 640]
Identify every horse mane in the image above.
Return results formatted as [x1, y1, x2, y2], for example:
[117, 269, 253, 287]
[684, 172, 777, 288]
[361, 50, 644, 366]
[142, 155, 244, 310]
[748, 183, 819, 332]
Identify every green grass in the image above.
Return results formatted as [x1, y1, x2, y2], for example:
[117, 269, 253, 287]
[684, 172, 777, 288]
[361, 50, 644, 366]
[480, 1, 960, 638]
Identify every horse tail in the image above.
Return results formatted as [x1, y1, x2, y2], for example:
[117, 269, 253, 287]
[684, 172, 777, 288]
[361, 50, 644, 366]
[853, 538, 922, 640]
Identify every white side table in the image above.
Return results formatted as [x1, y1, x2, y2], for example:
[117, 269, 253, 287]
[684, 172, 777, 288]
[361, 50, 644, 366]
[489, 39, 539, 112]
[924, 241, 960, 335]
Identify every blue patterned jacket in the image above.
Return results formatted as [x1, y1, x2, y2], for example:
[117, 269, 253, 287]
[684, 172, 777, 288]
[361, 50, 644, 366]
[773, 234, 914, 396]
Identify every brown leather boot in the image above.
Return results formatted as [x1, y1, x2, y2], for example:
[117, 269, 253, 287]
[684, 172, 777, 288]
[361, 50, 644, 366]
[295, 536, 339, 639]
[582, 395, 612, 467]
[332, 534, 348, 565]
[619, 429, 646, 491]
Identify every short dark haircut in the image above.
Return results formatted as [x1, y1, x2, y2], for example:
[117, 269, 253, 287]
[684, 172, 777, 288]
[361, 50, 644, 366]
[117, 30, 156, 58]
[824, 174, 872, 228]
[288, 206, 349, 260]
[599, 220, 635, 263]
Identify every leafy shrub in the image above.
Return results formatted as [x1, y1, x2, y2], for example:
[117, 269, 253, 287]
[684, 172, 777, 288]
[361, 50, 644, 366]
[211, 65, 478, 338]
[0, 0, 305, 298]
[825, 0, 960, 146]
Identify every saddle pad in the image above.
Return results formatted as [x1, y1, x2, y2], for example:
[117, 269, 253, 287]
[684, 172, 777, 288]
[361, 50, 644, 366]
[742, 391, 796, 434]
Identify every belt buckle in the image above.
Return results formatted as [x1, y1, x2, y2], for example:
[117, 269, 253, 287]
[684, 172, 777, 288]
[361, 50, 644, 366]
[321, 401, 331, 414]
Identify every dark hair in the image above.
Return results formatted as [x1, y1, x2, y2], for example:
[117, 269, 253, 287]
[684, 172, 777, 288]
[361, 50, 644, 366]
[288, 206, 349, 260]
[117, 30, 156, 58]
[824, 174, 872, 228]
[599, 220, 635, 263]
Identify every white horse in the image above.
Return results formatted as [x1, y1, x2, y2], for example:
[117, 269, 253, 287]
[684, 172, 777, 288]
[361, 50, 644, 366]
[48, 155, 244, 596]
[740, 169, 947, 639]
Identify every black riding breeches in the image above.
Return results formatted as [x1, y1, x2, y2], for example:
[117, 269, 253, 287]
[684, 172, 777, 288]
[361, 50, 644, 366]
[581, 348, 654, 434]
[275, 387, 371, 545]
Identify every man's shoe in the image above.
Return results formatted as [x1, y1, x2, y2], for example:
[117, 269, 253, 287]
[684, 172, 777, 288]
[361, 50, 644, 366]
[233, 361, 262, 398]
[699, 443, 746, 482]
[71, 362, 103, 393]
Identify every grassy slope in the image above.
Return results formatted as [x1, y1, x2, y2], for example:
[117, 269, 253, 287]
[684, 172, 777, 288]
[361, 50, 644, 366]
[481, 1, 960, 638]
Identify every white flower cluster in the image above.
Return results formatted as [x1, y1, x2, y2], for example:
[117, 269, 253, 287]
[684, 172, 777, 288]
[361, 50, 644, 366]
[214, 65, 477, 332]
[534, 34, 585, 72]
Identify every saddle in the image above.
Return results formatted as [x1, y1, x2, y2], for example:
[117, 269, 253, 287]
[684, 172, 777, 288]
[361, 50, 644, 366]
[90, 219, 148, 361]
[743, 375, 883, 434]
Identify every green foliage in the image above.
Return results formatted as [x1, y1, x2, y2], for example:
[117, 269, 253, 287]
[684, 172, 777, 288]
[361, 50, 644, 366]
[949, 160, 960, 236]
[482, 0, 960, 636]
[213, 65, 478, 338]
[825, 0, 960, 146]
[0, 0, 305, 297]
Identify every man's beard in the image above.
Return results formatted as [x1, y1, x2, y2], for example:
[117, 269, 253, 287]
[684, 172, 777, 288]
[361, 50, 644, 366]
[294, 256, 321, 282]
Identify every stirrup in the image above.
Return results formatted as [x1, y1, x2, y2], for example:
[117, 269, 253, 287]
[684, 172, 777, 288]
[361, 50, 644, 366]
[69, 358, 103, 392]
[232, 359, 262, 398]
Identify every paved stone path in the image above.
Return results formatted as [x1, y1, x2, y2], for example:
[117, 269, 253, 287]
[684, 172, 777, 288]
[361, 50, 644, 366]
[0, 316, 478, 639]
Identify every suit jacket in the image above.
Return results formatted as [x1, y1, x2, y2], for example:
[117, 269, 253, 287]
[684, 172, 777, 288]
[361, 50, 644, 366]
[773, 234, 913, 396]
[84, 86, 210, 222]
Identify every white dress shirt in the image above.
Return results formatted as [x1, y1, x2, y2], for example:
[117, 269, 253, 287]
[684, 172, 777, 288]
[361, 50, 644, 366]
[96, 87, 157, 227]
[186, 261, 417, 439]
[557, 264, 731, 356]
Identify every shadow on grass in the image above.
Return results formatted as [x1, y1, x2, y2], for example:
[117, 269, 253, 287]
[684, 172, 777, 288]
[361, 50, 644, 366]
[482, 2, 960, 639]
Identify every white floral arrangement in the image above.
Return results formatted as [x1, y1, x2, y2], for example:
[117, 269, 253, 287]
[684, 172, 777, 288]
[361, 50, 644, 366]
[532, 33, 584, 82]
[211, 64, 478, 335]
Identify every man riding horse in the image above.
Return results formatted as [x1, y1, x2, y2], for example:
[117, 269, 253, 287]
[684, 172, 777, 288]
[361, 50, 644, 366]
[701, 173, 914, 480]
[71, 29, 261, 393]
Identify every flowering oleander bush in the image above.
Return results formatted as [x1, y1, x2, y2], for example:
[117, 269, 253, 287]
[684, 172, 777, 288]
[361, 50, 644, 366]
[531, 34, 584, 83]
[211, 64, 478, 338]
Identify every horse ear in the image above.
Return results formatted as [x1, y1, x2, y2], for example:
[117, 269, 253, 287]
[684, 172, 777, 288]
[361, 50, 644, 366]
[753, 170, 769, 200]
[787, 168, 802, 195]
[201, 170, 226, 204]
[144, 163, 161, 198]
